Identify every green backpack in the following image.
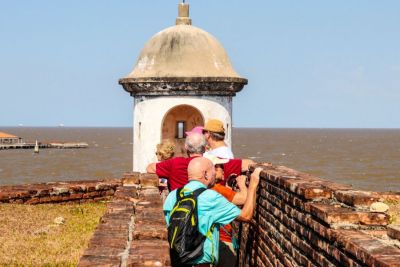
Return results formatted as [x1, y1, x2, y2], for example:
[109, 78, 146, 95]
[168, 187, 207, 266]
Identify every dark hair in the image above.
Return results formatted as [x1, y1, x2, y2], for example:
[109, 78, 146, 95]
[209, 131, 225, 141]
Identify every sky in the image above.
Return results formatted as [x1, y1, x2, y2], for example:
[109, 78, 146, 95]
[0, 1, 399, 128]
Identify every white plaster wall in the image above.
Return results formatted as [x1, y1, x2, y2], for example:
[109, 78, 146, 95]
[132, 96, 232, 172]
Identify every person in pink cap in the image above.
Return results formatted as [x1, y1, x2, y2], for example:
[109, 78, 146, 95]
[185, 126, 204, 136]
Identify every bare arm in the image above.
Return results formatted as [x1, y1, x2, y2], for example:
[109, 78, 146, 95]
[231, 175, 248, 205]
[241, 159, 255, 172]
[236, 168, 262, 222]
[146, 162, 157, 173]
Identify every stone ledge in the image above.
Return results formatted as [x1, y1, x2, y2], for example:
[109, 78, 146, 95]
[306, 203, 390, 226]
[335, 190, 382, 207]
[0, 179, 121, 204]
[388, 225, 400, 241]
[241, 163, 400, 267]
[78, 175, 169, 267]
[332, 229, 400, 266]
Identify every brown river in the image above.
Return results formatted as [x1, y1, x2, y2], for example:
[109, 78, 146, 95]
[0, 127, 399, 192]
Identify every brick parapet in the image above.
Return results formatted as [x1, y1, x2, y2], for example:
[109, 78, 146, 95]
[240, 164, 400, 267]
[2, 166, 399, 266]
[0, 179, 121, 204]
[78, 172, 171, 267]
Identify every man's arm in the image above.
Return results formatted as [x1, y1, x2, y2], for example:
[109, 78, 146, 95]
[231, 175, 248, 205]
[146, 162, 157, 173]
[241, 159, 255, 172]
[236, 168, 262, 222]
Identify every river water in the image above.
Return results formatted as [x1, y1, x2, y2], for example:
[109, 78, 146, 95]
[0, 127, 399, 192]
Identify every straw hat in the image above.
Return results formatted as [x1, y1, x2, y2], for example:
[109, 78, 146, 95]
[203, 119, 225, 134]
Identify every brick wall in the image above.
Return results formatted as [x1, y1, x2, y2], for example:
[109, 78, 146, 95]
[78, 172, 171, 267]
[0, 179, 120, 204]
[238, 164, 400, 267]
[2, 166, 400, 267]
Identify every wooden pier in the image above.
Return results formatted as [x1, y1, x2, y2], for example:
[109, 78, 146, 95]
[0, 142, 89, 150]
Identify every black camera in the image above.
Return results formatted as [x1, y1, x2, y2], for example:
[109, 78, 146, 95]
[226, 173, 249, 190]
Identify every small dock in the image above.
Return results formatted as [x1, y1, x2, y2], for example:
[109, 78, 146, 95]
[0, 142, 89, 150]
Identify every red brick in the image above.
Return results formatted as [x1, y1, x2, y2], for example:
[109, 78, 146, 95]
[140, 173, 159, 188]
[333, 229, 400, 266]
[387, 225, 400, 241]
[335, 190, 382, 207]
[133, 222, 167, 240]
[78, 255, 120, 267]
[122, 172, 141, 186]
[307, 203, 390, 226]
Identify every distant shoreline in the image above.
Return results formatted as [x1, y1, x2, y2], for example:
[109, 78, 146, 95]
[1, 126, 400, 130]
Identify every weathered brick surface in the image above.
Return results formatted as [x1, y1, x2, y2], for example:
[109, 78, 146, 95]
[140, 173, 160, 188]
[78, 255, 120, 267]
[4, 166, 398, 267]
[387, 225, 400, 241]
[127, 240, 171, 267]
[122, 172, 141, 186]
[334, 190, 382, 207]
[239, 164, 400, 267]
[306, 203, 390, 226]
[0, 179, 120, 204]
[78, 174, 169, 267]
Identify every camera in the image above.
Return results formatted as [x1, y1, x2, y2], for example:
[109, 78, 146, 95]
[226, 173, 249, 190]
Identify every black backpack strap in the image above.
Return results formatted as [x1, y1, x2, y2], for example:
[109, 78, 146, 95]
[192, 187, 206, 198]
[176, 186, 206, 201]
[176, 187, 183, 201]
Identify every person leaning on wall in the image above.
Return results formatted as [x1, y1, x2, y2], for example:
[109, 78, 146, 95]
[164, 156, 262, 266]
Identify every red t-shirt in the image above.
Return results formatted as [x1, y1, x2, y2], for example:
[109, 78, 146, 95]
[212, 183, 236, 243]
[220, 159, 242, 186]
[156, 156, 198, 191]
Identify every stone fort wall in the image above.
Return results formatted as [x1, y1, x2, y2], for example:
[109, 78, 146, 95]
[238, 164, 400, 267]
[1, 166, 400, 266]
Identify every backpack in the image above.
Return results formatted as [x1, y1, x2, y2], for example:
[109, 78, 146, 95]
[168, 187, 207, 266]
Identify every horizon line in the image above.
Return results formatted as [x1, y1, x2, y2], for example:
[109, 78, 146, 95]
[1, 125, 400, 130]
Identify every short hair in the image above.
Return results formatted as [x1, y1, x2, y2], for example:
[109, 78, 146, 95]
[209, 131, 225, 141]
[156, 139, 175, 161]
[185, 133, 206, 154]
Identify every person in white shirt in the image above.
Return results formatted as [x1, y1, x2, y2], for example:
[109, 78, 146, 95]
[202, 119, 234, 159]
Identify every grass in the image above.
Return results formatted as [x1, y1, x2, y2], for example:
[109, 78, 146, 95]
[385, 200, 400, 224]
[0, 202, 107, 266]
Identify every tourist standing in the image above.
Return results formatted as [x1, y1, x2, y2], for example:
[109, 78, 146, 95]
[202, 119, 234, 159]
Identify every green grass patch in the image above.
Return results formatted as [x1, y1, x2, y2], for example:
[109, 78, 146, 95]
[0, 202, 107, 266]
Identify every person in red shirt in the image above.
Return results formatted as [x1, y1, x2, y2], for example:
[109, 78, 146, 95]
[146, 132, 206, 191]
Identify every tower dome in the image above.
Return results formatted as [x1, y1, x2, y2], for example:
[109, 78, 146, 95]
[119, 3, 247, 96]
[126, 25, 242, 79]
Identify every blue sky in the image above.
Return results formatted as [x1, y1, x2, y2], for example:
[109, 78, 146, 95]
[0, 1, 399, 128]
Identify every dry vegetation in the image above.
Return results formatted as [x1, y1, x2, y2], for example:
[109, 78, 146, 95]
[0, 202, 107, 266]
[387, 200, 400, 224]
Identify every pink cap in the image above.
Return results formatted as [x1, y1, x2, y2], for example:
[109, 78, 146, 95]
[185, 126, 204, 136]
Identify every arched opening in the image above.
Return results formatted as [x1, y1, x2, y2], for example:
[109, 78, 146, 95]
[161, 105, 204, 157]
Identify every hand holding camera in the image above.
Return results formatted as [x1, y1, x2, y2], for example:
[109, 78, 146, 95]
[226, 167, 262, 190]
[249, 167, 262, 189]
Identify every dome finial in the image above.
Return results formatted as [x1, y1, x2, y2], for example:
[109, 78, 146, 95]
[176, 1, 192, 25]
